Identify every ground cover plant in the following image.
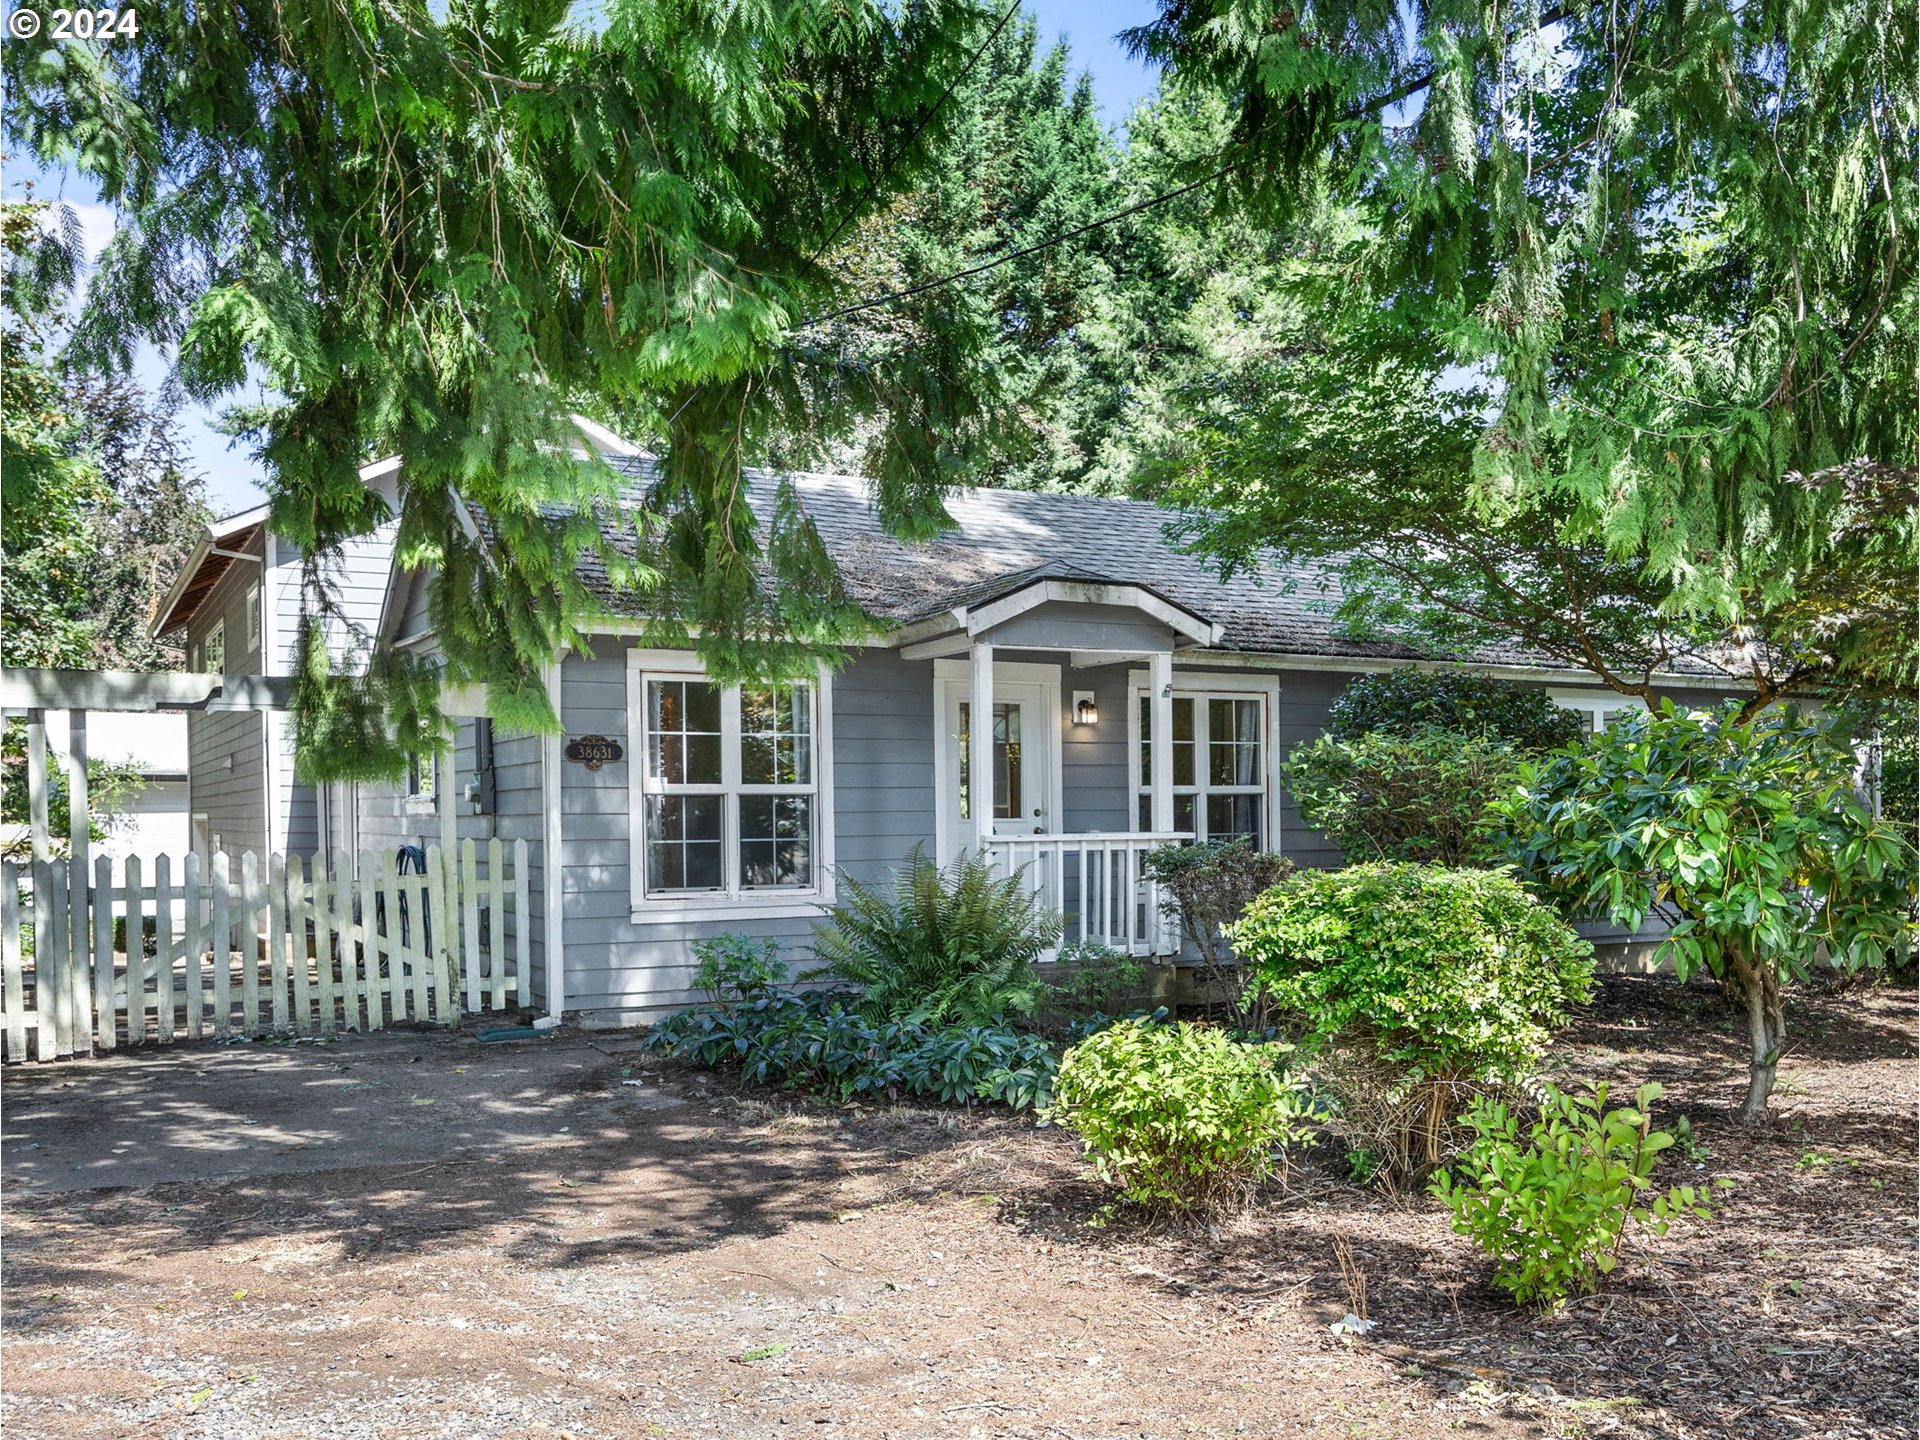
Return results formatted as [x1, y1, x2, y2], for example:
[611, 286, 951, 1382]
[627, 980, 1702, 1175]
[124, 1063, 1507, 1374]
[646, 984, 1060, 1111]
[1430, 1081, 1720, 1306]
[1492, 702, 1917, 1120]
[1233, 862, 1595, 1186]
[1048, 1017, 1311, 1218]
[1141, 838, 1291, 1031]
[805, 846, 1060, 1027]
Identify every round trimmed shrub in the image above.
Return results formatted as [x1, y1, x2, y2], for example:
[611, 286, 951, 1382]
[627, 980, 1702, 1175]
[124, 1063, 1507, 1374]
[1232, 863, 1594, 1186]
[1047, 1018, 1311, 1217]
[1329, 671, 1583, 753]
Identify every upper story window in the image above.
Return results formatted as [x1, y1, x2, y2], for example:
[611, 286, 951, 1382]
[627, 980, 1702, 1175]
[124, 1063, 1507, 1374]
[203, 620, 225, 674]
[1135, 689, 1267, 845]
[246, 583, 261, 650]
[635, 672, 819, 899]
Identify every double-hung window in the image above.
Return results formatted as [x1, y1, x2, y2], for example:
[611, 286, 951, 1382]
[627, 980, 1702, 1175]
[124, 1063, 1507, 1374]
[1135, 688, 1269, 846]
[204, 621, 226, 674]
[633, 664, 824, 906]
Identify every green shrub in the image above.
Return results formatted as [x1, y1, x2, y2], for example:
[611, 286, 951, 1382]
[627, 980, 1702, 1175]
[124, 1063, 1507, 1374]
[1045, 940, 1149, 1018]
[1430, 1082, 1720, 1306]
[1329, 671, 1583, 752]
[692, 934, 786, 1006]
[1282, 729, 1522, 866]
[646, 987, 1059, 1111]
[1048, 1018, 1312, 1217]
[1232, 863, 1594, 1185]
[805, 846, 1060, 1026]
[1141, 838, 1293, 1032]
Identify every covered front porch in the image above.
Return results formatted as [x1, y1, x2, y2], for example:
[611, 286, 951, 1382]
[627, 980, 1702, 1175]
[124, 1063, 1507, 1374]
[891, 573, 1278, 959]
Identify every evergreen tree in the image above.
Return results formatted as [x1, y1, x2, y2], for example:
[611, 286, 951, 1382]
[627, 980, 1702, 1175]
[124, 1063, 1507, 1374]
[1124, 0, 1917, 698]
[4, 0, 1002, 775]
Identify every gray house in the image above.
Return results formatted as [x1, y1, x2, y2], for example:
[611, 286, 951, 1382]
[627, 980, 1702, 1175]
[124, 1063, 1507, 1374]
[309, 431, 1736, 1026]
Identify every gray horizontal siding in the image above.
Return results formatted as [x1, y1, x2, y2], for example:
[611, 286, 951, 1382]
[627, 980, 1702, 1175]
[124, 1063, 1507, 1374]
[186, 711, 267, 858]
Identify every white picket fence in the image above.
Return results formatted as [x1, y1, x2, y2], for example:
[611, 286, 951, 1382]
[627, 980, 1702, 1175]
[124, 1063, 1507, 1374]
[0, 838, 530, 1063]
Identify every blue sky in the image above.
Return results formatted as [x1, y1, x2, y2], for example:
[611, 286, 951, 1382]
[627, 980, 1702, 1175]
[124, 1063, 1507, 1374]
[5, 1, 1164, 514]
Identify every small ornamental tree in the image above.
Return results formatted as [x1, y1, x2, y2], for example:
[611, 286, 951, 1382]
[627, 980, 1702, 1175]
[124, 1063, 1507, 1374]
[1490, 703, 1918, 1123]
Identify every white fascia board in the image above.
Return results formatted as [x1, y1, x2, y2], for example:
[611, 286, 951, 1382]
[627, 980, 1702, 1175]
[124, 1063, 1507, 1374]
[567, 414, 648, 458]
[1166, 648, 1753, 690]
[963, 579, 1217, 647]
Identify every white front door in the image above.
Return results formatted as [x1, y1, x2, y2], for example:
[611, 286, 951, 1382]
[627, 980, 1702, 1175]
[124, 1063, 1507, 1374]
[937, 673, 1058, 857]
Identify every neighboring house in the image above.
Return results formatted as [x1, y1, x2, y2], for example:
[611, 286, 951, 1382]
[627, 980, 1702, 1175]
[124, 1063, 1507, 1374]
[348, 433, 1743, 1025]
[5, 711, 192, 879]
[150, 459, 403, 862]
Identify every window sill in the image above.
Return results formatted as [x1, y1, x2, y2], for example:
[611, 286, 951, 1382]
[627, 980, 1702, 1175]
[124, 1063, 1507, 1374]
[404, 798, 437, 817]
[629, 894, 833, 926]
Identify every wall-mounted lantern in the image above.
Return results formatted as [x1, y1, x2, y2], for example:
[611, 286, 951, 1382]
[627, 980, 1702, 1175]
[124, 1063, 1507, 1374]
[1072, 691, 1100, 727]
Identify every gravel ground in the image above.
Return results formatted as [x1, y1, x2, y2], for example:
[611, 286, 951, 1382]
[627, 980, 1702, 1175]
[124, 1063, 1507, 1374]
[1, 977, 1913, 1440]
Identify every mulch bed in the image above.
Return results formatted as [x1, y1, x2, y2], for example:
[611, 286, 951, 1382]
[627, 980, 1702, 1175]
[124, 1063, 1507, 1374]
[893, 974, 1918, 1440]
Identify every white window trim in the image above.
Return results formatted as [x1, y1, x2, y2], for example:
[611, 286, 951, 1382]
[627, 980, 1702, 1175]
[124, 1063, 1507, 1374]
[931, 658, 1064, 864]
[626, 648, 837, 924]
[404, 752, 437, 816]
[204, 620, 226, 674]
[246, 582, 261, 651]
[1550, 689, 1651, 735]
[1127, 670, 1284, 852]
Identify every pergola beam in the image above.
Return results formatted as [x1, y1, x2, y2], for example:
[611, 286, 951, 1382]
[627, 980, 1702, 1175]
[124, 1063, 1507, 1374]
[0, 669, 295, 714]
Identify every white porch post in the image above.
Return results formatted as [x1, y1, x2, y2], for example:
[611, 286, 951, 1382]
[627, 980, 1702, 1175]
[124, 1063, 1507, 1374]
[1149, 649, 1174, 835]
[969, 640, 995, 853]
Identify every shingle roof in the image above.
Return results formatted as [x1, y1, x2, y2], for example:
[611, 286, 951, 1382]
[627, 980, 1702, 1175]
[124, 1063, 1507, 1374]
[578, 458, 1710, 675]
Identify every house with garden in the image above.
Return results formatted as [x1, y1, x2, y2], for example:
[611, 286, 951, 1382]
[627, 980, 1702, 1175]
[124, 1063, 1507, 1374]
[150, 425, 1748, 1027]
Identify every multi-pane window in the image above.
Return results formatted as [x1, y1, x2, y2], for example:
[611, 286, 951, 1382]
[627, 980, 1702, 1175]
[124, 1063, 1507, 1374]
[639, 675, 817, 898]
[1554, 694, 1649, 736]
[203, 621, 225, 674]
[246, 583, 261, 650]
[1136, 692, 1266, 844]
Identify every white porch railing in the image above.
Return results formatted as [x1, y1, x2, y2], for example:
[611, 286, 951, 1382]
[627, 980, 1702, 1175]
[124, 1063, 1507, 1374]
[985, 832, 1191, 958]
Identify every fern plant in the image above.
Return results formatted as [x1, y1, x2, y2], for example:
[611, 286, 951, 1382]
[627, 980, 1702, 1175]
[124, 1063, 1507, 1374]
[805, 846, 1061, 1026]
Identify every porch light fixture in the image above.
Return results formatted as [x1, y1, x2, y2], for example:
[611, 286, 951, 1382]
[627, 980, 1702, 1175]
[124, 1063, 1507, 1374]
[1072, 692, 1099, 727]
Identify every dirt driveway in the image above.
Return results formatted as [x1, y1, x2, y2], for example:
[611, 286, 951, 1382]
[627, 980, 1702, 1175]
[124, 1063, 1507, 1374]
[2, 979, 1914, 1440]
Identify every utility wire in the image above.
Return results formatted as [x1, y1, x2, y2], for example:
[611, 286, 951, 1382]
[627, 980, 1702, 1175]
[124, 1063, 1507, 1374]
[802, 156, 1239, 326]
[807, 0, 1026, 265]
[797, 9, 1579, 330]
[661, 0, 1024, 432]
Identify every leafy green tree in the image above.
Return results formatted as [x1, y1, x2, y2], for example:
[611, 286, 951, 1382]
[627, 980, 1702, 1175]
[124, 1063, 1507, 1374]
[4, 0, 1007, 773]
[1130, 0, 1916, 706]
[1490, 703, 1917, 1121]
[2, 198, 100, 669]
[1, 198, 212, 672]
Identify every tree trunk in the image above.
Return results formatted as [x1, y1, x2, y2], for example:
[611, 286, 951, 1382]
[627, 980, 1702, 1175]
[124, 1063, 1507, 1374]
[1733, 950, 1787, 1123]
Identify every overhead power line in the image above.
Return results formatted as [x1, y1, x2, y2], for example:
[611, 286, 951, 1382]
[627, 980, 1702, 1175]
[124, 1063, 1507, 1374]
[797, 4, 1580, 330]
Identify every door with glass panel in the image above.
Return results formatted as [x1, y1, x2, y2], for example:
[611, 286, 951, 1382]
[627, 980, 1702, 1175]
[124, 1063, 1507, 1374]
[1136, 691, 1267, 845]
[941, 681, 1052, 844]
[638, 675, 819, 900]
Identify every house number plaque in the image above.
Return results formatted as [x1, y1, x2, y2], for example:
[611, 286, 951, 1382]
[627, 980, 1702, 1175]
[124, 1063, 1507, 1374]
[564, 735, 624, 770]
